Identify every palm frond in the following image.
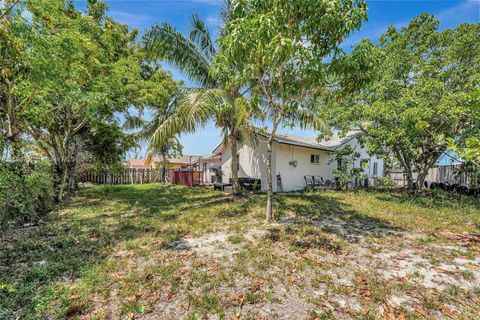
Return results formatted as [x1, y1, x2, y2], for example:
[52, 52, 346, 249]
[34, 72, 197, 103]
[219, 0, 233, 37]
[149, 88, 217, 148]
[189, 12, 216, 61]
[123, 115, 146, 131]
[143, 22, 217, 88]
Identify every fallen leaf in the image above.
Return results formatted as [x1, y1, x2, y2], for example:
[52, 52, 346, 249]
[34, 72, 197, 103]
[441, 305, 453, 316]
[383, 304, 395, 320]
[395, 252, 410, 260]
[360, 288, 371, 297]
[415, 305, 429, 317]
[235, 292, 244, 306]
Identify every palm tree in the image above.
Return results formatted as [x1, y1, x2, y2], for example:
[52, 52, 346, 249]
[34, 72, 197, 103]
[143, 5, 256, 194]
[146, 136, 182, 183]
[124, 85, 184, 183]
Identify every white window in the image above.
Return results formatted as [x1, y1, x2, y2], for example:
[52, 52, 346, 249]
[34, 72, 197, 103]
[337, 158, 345, 169]
[310, 154, 320, 164]
[373, 162, 378, 176]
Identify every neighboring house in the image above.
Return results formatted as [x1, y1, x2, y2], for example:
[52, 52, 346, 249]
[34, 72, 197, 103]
[123, 159, 149, 169]
[198, 154, 222, 183]
[213, 131, 384, 192]
[437, 150, 463, 167]
[145, 154, 222, 184]
[146, 155, 202, 170]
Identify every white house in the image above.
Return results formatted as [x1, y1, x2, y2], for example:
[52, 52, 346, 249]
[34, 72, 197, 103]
[212, 131, 384, 192]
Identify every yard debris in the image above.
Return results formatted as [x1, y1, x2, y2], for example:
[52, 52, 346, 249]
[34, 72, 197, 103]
[440, 305, 454, 316]
[394, 252, 411, 260]
[440, 231, 480, 246]
[5, 185, 480, 319]
[415, 304, 429, 317]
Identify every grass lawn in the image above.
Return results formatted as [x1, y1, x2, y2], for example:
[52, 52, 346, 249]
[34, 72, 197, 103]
[1, 184, 480, 319]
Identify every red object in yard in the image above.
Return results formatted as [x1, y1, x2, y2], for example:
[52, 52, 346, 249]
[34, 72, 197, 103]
[168, 170, 204, 187]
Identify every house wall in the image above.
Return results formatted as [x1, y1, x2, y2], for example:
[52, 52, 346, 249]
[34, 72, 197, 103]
[273, 143, 334, 192]
[220, 137, 385, 192]
[199, 158, 222, 183]
[335, 138, 384, 186]
[220, 141, 270, 190]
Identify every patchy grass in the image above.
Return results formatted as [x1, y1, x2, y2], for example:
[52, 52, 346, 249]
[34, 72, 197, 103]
[0, 184, 479, 319]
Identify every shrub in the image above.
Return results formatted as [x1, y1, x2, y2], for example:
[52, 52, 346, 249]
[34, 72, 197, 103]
[0, 161, 54, 228]
[378, 176, 396, 188]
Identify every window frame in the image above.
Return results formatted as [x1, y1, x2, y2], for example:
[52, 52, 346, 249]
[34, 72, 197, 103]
[310, 154, 320, 164]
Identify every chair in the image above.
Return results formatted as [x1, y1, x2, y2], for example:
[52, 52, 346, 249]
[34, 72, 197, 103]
[313, 176, 323, 188]
[304, 175, 315, 190]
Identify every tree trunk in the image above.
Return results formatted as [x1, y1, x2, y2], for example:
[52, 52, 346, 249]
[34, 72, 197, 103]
[57, 162, 68, 202]
[161, 151, 167, 183]
[405, 169, 415, 190]
[66, 139, 78, 193]
[6, 89, 22, 161]
[67, 159, 76, 193]
[394, 147, 416, 190]
[230, 137, 239, 195]
[265, 138, 273, 222]
[416, 150, 445, 189]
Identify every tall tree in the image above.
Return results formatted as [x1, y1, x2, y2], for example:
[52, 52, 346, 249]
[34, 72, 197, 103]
[17, 0, 152, 200]
[143, 7, 256, 194]
[212, 0, 368, 221]
[146, 136, 183, 182]
[123, 63, 182, 183]
[325, 14, 480, 189]
[0, 1, 30, 160]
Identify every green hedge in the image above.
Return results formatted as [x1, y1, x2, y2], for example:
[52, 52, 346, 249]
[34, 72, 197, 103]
[0, 161, 54, 228]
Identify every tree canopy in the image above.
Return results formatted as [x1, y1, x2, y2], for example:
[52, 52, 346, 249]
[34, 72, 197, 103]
[212, 0, 368, 220]
[1, 0, 177, 200]
[325, 14, 480, 189]
[143, 5, 257, 195]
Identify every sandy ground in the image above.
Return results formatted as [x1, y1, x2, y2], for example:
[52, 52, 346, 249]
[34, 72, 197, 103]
[136, 216, 480, 320]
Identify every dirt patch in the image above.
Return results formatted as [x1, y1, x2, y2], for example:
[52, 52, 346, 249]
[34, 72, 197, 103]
[142, 222, 480, 319]
[166, 228, 268, 260]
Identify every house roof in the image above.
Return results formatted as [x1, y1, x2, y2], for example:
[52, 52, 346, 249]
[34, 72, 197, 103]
[124, 159, 149, 168]
[212, 131, 361, 154]
[273, 131, 360, 151]
[150, 154, 220, 165]
[151, 155, 200, 165]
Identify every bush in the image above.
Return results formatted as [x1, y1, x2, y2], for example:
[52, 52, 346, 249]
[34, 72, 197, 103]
[378, 176, 396, 188]
[0, 161, 54, 228]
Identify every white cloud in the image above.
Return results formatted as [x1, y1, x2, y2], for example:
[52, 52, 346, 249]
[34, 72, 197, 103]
[435, 0, 479, 27]
[205, 14, 219, 26]
[109, 10, 153, 26]
[341, 0, 479, 50]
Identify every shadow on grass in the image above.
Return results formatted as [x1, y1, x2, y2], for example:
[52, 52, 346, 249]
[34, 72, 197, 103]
[0, 184, 232, 319]
[0, 184, 416, 319]
[365, 188, 480, 211]
[274, 191, 401, 237]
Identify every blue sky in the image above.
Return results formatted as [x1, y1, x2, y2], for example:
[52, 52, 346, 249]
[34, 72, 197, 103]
[82, 0, 479, 157]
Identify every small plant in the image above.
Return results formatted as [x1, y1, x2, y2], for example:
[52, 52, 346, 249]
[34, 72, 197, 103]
[227, 234, 245, 244]
[329, 145, 368, 190]
[378, 176, 396, 188]
[0, 161, 54, 228]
